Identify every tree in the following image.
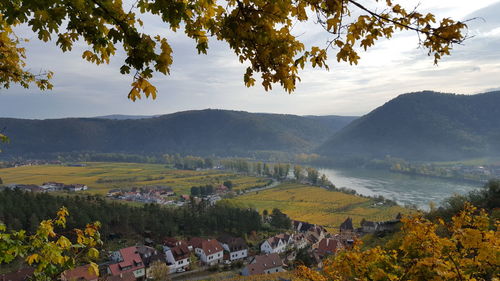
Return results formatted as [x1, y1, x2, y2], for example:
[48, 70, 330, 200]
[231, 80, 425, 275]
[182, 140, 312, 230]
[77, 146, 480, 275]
[190, 186, 200, 197]
[293, 165, 304, 181]
[297, 203, 499, 281]
[0, 132, 8, 153]
[270, 208, 292, 230]
[0, 207, 102, 280]
[223, 180, 233, 190]
[307, 168, 319, 185]
[189, 252, 199, 270]
[319, 174, 329, 186]
[148, 260, 170, 281]
[1, 1, 466, 98]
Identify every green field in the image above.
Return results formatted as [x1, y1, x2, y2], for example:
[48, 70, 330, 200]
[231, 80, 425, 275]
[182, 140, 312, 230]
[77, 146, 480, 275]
[231, 183, 409, 232]
[0, 162, 268, 195]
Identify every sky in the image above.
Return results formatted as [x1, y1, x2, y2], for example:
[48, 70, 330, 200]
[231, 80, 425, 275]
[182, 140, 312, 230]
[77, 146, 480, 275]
[1, 0, 500, 119]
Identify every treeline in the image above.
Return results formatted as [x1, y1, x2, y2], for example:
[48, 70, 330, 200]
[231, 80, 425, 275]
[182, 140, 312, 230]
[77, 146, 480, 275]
[190, 185, 215, 197]
[96, 175, 166, 184]
[16, 152, 218, 170]
[427, 179, 500, 222]
[0, 189, 266, 240]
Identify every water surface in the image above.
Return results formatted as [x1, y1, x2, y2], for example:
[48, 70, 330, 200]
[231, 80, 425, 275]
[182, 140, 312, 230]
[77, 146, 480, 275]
[319, 167, 481, 210]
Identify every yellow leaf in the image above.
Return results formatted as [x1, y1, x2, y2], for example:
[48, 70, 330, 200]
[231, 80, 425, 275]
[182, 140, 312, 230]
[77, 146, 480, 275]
[26, 254, 39, 265]
[89, 262, 99, 277]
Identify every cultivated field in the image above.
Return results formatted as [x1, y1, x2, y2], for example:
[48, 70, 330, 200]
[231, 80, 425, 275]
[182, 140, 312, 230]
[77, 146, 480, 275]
[0, 162, 268, 195]
[231, 183, 409, 231]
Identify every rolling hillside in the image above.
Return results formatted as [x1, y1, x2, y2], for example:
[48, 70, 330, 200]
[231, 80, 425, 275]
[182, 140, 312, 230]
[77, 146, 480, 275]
[0, 109, 355, 158]
[318, 91, 500, 161]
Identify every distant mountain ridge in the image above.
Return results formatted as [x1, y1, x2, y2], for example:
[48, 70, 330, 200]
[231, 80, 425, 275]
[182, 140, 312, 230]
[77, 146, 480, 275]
[318, 91, 500, 161]
[93, 114, 160, 120]
[0, 109, 356, 158]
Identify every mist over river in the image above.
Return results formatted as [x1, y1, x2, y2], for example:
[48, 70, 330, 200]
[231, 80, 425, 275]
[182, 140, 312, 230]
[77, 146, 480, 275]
[319, 167, 481, 210]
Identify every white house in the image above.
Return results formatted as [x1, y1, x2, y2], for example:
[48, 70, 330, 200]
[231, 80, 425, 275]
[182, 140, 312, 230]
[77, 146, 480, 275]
[191, 239, 223, 265]
[241, 253, 285, 276]
[260, 234, 293, 254]
[293, 233, 309, 249]
[218, 236, 248, 262]
[107, 246, 146, 279]
[40, 182, 64, 191]
[163, 243, 190, 273]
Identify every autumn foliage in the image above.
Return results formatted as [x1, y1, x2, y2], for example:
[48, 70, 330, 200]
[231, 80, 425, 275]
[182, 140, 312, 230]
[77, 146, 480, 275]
[297, 203, 499, 281]
[1, 0, 467, 96]
[0, 207, 102, 280]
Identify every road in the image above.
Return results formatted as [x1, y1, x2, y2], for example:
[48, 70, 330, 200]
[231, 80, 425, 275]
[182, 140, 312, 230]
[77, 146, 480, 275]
[241, 179, 280, 194]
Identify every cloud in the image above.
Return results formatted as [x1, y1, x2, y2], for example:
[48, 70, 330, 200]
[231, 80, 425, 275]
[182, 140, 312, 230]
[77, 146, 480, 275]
[1, 0, 500, 119]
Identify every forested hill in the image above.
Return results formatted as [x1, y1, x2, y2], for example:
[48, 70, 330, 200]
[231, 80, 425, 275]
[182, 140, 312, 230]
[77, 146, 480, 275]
[318, 91, 500, 161]
[0, 109, 355, 158]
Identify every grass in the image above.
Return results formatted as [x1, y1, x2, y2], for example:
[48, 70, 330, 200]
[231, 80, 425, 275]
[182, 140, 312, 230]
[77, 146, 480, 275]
[231, 183, 409, 232]
[0, 162, 267, 195]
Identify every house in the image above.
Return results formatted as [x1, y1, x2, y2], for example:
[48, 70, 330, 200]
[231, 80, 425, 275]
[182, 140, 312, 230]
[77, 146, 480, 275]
[160, 187, 174, 196]
[359, 214, 401, 234]
[107, 247, 145, 280]
[163, 239, 191, 273]
[261, 234, 293, 254]
[105, 272, 136, 281]
[241, 253, 285, 276]
[360, 219, 378, 233]
[293, 220, 315, 233]
[206, 195, 222, 206]
[216, 184, 228, 194]
[136, 245, 165, 278]
[315, 238, 343, 259]
[7, 184, 43, 192]
[292, 220, 327, 245]
[64, 184, 88, 192]
[339, 217, 357, 243]
[41, 182, 64, 191]
[190, 239, 224, 265]
[0, 268, 34, 281]
[218, 236, 248, 261]
[60, 264, 98, 281]
[293, 233, 308, 249]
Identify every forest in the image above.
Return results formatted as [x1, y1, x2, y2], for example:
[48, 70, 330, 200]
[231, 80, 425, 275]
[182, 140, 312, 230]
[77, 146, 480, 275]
[0, 189, 268, 240]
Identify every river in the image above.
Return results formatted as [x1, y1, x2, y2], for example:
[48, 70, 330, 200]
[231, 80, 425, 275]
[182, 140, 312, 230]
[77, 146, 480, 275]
[319, 167, 481, 210]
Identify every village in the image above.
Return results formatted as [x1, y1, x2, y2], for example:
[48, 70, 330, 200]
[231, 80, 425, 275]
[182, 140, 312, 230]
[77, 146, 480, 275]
[105, 183, 234, 207]
[0, 166, 406, 281]
[4, 182, 89, 193]
[2, 212, 401, 281]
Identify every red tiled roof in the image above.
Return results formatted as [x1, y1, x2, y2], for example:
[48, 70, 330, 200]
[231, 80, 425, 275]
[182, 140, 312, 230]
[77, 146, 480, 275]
[317, 238, 341, 257]
[61, 264, 98, 281]
[171, 244, 190, 261]
[188, 237, 204, 249]
[108, 247, 144, 276]
[246, 253, 283, 275]
[201, 240, 223, 255]
[164, 237, 179, 247]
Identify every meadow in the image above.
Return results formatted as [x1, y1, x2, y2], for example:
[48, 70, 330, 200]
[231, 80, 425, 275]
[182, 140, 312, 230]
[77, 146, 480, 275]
[0, 162, 268, 195]
[231, 183, 409, 231]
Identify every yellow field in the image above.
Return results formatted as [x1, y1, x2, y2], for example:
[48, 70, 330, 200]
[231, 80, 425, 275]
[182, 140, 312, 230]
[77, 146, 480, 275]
[0, 162, 268, 195]
[232, 183, 409, 231]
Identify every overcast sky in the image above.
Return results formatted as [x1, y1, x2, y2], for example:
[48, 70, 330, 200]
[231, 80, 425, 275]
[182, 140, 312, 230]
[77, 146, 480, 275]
[1, 0, 499, 119]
